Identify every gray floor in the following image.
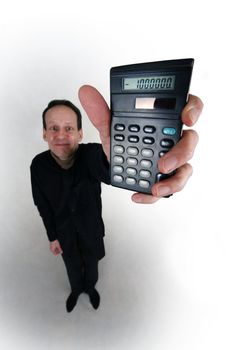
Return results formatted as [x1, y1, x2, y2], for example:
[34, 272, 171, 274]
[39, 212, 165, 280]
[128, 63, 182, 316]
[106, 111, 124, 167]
[1, 193, 231, 350]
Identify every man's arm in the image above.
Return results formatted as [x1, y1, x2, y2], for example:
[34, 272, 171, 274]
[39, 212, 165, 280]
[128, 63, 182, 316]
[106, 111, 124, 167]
[30, 162, 63, 255]
[78, 85, 203, 204]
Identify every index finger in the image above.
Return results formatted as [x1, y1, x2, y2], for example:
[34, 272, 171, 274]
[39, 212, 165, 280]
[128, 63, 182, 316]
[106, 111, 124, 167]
[182, 94, 204, 127]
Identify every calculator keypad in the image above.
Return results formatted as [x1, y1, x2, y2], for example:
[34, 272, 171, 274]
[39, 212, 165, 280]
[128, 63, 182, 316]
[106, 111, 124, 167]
[111, 116, 181, 194]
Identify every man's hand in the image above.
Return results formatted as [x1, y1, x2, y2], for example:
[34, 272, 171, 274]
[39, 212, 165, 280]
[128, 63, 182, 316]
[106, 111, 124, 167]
[78, 85, 203, 204]
[50, 240, 63, 256]
[78, 86, 110, 161]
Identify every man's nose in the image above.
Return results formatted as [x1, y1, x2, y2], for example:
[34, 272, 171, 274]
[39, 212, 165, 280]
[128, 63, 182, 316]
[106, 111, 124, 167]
[56, 129, 66, 138]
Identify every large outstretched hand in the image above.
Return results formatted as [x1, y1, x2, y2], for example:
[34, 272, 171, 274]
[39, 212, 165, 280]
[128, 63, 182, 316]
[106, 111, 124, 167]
[78, 85, 203, 204]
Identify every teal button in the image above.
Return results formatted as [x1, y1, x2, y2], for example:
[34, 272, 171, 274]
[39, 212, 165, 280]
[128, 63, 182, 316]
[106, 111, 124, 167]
[163, 127, 176, 136]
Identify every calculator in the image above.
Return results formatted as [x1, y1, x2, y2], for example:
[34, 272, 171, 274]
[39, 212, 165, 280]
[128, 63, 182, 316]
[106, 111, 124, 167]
[110, 58, 194, 194]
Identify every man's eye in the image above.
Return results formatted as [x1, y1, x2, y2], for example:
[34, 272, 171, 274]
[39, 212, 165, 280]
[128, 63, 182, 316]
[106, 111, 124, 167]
[49, 126, 58, 131]
[66, 127, 74, 132]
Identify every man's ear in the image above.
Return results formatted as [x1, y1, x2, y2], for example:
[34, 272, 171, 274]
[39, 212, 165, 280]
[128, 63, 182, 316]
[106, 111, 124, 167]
[78, 129, 83, 142]
[43, 128, 47, 141]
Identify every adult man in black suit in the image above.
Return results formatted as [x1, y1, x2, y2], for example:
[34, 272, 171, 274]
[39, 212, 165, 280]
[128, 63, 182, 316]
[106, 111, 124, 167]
[30, 85, 203, 313]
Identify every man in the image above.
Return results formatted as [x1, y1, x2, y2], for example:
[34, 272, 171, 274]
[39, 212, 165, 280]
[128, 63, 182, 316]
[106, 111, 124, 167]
[30, 85, 203, 313]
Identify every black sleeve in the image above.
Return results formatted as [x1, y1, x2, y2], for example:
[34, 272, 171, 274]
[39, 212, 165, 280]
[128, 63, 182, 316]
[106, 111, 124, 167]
[85, 144, 111, 185]
[30, 161, 57, 242]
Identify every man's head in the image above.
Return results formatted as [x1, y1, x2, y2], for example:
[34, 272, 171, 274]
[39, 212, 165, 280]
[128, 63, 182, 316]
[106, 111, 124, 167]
[42, 100, 83, 160]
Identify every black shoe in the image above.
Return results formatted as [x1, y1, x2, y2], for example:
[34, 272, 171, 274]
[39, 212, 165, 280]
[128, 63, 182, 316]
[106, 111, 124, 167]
[88, 289, 100, 310]
[66, 293, 78, 313]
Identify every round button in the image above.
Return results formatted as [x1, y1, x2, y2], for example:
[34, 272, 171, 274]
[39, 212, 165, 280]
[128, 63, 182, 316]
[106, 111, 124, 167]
[139, 170, 151, 178]
[113, 175, 124, 183]
[127, 147, 139, 156]
[143, 137, 155, 145]
[113, 165, 124, 174]
[126, 167, 137, 176]
[159, 150, 169, 157]
[114, 124, 125, 131]
[128, 135, 139, 143]
[141, 148, 154, 157]
[126, 177, 136, 185]
[156, 173, 171, 182]
[143, 126, 156, 133]
[113, 155, 124, 164]
[162, 127, 176, 136]
[114, 145, 125, 154]
[140, 159, 152, 168]
[127, 157, 138, 166]
[139, 180, 150, 188]
[129, 125, 140, 132]
[114, 134, 125, 141]
[160, 139, 174, 148]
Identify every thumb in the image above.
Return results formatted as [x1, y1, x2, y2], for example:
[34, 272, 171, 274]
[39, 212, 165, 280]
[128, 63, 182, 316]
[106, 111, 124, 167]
[78, 85, 110, 135]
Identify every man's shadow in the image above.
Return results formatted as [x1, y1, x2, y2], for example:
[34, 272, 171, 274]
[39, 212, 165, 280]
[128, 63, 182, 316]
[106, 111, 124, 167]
[1, 217, 155, 346]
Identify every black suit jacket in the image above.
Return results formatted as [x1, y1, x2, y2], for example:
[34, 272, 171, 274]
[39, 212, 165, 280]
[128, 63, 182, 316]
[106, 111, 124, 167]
[30, 143, 110, 260]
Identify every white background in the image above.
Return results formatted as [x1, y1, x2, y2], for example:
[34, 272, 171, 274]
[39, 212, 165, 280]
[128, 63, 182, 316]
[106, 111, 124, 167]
[0, 0, 232, 349]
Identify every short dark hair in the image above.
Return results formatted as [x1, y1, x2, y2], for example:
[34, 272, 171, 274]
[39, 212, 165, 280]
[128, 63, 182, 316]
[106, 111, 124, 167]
[42, 99, 82, 130]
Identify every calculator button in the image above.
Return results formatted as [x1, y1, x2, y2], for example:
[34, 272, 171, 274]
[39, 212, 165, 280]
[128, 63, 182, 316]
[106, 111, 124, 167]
[114, 134, 125, 141]
[143, 137, 155, 145]
[156, 173, 173, 198]
[162, 127, 176, 136]
[139, 170, 151, 178]
[128, 135, 139, 143]
[139, 180, 150, 188]
[127, 157, 138, 166]
[114, 145, 125, 154]
[141, 148, 154, 157]
[156, 173, 173, 181]
[126, 167, 137, 176]
[113, 175, 124, 183]
[160, 139, 175, 148]
[129, 125, 140, 132]
[126, 177, 136, 185]
[114, 124, 125, 131]
[113, 165, 124, 174]
[113, 155, 124, 164]
[140, 159, 152, 168]
[159, 150, 169, 157]
[143, 126, 156, 133]
[127, 147, 139, 156]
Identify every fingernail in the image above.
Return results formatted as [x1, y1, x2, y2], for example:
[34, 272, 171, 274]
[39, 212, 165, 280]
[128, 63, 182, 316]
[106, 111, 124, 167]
[132, 195, 142, 203]
[189, 108, 201, 124]
[156, 186, 171, 197]
[163, 156, 177, 172]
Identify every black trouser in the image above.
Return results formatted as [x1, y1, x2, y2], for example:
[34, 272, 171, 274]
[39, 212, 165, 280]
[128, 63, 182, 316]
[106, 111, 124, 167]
[61, 232, 99, 296]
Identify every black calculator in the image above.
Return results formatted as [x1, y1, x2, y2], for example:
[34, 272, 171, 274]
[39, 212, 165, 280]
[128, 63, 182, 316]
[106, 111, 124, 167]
[110, 58, 194, 194]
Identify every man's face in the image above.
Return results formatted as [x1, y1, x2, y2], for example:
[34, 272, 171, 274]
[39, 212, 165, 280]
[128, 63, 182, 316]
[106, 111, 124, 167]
[43, 105, 83, 160]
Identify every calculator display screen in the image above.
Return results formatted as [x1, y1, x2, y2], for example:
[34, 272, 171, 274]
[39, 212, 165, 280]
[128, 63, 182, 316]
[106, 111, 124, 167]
[123, 75, 175, 91]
